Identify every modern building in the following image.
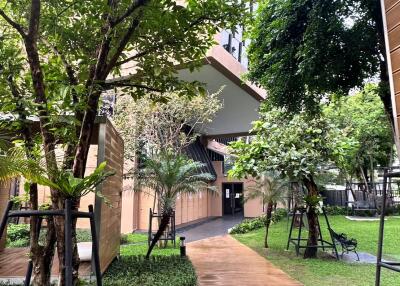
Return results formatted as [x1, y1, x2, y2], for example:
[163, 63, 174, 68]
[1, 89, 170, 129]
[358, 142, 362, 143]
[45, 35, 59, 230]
[120, 22, 267, 233]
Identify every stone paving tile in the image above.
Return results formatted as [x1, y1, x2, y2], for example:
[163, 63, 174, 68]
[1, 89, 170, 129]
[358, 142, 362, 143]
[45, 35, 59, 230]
[187, 235, 303, 286]
[177, 215, 243, 242]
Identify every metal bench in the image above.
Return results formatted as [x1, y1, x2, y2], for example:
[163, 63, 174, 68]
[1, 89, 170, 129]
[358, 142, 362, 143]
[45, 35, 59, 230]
[329, 228, 359, 261]
[351, 201, 377, 216]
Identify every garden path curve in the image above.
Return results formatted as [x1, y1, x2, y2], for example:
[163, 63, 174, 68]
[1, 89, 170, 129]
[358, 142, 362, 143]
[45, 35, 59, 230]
[187, 235, 302, 286]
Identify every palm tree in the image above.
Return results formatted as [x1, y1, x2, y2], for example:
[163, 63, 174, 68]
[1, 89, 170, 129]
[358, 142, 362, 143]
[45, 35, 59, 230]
[245, 173, 288, 248]
[137, 151, 215, 258]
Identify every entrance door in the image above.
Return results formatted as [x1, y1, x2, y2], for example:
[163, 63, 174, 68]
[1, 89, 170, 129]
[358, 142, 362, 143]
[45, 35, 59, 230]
[222, 183, 244, 215]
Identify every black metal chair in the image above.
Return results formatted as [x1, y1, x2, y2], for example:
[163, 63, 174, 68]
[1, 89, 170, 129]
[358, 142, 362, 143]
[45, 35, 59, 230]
[329, 228, 359, 261]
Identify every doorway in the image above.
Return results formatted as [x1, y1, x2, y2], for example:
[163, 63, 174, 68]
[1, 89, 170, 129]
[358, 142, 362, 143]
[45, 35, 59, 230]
[222, 183, 244, 216]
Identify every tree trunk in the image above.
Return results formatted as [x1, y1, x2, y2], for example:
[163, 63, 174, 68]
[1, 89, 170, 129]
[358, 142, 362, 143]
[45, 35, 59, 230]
[7, 73, 57, 286]
[51, 196, 80, 286]
[146, 212, 171, 259]
[302, 176, 319, 259]
[31, 216, 57, 286]
[264, 202, 273, 248]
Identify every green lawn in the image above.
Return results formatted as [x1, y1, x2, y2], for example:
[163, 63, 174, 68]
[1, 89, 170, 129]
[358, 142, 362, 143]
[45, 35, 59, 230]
[99, 233, 197, 286]
[233, 216, 400, 286]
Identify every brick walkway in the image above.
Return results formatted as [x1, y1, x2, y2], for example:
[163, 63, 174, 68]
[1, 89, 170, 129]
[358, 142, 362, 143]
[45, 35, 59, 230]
[187, 235, 302, 286]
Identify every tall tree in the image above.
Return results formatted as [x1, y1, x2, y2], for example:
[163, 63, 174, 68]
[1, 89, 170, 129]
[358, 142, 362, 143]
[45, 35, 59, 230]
[114, 91, 222, 163]
[229, 107, 354, 258]
[0, 1, 246, 284]
[324, 84, 394, 184]
[247, 0, 391, 123]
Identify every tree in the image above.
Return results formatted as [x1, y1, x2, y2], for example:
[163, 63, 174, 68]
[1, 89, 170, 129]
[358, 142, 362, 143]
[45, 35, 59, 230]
[136, 151, 215, 258]
[114, 91, 222, 163]
[244, 173, 288, 248]
[324, 84, 393, 184]
[247, 0, 391, 123]
[229, 107, 353, 258]
[0, 1, 246, 284]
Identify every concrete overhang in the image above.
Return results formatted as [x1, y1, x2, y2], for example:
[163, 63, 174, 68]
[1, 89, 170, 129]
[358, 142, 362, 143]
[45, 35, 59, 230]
[178, 45, 266, 138]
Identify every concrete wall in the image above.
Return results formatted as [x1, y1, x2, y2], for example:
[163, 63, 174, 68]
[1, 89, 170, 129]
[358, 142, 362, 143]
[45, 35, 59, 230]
[122, 160, 263, 232]
[211, 161, 263, 218]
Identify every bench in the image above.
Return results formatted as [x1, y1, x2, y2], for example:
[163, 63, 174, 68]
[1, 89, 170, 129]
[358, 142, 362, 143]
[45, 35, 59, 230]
[351, 201, 377, 216]
[329, 228, 359, 261]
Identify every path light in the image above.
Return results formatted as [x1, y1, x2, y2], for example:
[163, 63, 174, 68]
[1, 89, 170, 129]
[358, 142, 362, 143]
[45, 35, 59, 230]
[180, 236, 186, 257]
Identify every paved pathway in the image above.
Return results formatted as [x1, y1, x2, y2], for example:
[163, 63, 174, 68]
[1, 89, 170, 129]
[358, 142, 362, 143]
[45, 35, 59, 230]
[177, 215, 243, 242]
[187, 235, 302, 286]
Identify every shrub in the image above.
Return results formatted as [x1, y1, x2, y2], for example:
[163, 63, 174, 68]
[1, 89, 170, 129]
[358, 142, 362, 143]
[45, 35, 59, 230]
[230, 208, 288, 234]
[272, 208, 288, 222]
[6, 224, 92, 248]
[76, 229, 92, 242]
[120, 234, 129, 245]
[323, 206, 349, 215]
[100, 256, 197, 286]
[7, 224, 30, 247]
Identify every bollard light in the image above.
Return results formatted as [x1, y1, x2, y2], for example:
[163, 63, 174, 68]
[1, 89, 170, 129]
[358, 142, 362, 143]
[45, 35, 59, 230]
[180, 236, 186, 257]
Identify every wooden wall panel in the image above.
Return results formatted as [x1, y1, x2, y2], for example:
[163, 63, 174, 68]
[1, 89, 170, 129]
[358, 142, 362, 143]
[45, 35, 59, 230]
[0, 182, 10, 251]
[97, 119, 123, 273]
[384, 0, 400, 152]
[386, 2, 400, 31]
[385, 0, 399, 11]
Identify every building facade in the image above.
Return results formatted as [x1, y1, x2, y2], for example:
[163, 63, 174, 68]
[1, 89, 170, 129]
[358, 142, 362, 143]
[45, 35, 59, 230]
[120, 23, 267, 233]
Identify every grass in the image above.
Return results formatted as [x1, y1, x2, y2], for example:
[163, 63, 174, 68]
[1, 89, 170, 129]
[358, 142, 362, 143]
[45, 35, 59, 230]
[99, 233, 196, 286]
[233, 216, 400, 286]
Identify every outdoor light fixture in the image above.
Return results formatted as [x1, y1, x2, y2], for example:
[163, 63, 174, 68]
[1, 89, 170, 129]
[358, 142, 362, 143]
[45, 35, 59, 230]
[180, 236, 186, 257]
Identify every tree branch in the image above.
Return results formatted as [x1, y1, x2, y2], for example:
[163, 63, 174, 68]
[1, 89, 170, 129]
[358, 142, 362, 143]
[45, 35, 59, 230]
[113, 15, 214, 67]
[111, 0, 149, 28]
[0, 8, 27, 37]
[106, 13, 143, 74]
[101, 80, 163, 93]
[40, 38, 78, 86]
[27, 0, 40, 40]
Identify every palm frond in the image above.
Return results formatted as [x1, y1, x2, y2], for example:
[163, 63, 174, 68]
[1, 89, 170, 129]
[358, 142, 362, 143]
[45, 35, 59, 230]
[136, 151, 214, 213]
[245, 173, 289, 205]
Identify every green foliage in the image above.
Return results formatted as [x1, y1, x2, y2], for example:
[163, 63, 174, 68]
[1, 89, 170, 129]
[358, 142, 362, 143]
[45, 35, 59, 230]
[247, 0, 382, 114]
[303, 195, 322, 208]
[6, 225, 92, 248]
[137, 151, 215, 215]
[229, 209, 288, 234]
[6, 223, 30, 247]
[100, 256, 196, 286]
[0, 0, 247, 130]
[229, 107, 354, 181]
[323, 206, 349, 216]
[50, 161, 115, 199]
[0, 144, 114, 199]
[245, 174, 288, 207]
[114, 92, 222, 162]
[324, 84, 393, 179]
[230, 216, 267, 234]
